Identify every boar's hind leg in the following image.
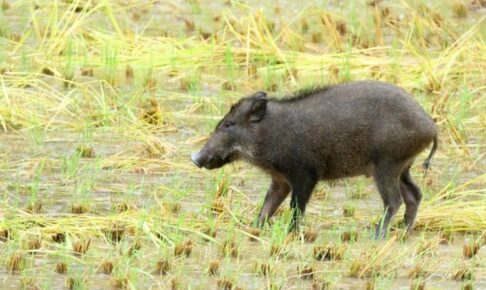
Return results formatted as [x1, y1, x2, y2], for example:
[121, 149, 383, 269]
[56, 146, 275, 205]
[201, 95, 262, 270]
[400, 168, 422, 231]
[288, 174, 318, 232]
[257, 177, 291, 227]
[373, 161, 404, 239]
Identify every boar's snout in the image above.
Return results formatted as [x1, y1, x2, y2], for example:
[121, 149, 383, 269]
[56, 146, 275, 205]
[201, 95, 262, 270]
[191, 150, 224, 170]
[191, 152, 203, 168]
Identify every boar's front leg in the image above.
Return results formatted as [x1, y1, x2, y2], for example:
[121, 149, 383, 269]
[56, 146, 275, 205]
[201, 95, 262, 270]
[256, 176, 291, 227]
[288, 173, 318, 232]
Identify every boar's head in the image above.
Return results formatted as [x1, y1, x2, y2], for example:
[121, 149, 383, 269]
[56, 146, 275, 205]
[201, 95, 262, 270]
[191, 91, 267, 169]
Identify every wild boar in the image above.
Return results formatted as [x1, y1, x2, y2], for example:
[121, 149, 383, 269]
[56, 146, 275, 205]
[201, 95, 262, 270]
[191, 81, 437, 238]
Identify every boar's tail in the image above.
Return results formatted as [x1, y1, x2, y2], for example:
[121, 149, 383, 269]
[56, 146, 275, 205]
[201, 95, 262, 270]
[422, 135, 438, 176]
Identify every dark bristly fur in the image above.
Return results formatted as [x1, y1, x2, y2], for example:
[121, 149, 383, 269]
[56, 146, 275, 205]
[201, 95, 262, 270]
[278, 86, 331, 103]
[215, 86, 330, 128]
[192, 80, 438, 239]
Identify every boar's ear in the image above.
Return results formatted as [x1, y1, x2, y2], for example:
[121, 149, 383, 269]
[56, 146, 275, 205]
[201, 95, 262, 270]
[249, 92, 268, 122]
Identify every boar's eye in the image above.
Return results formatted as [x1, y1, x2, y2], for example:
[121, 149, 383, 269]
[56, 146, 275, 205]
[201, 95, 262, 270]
[222, 121, 235, 129]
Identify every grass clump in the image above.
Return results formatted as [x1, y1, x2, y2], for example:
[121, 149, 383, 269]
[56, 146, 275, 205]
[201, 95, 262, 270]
[208, 260, 220, 276]
[76, 145, 95, 158]
[99, 260, 114, 274]
[155, 259, 171, 275]
[349, 237, 404, 278]
[72, 239, 91, 256]
[66, 277, 86, 290]
[55, 262, 68, 274]
[463, 239, 481, 259]
[313, 244, 347, 261]
[7, 252, 25, 273]
[298, 264, 315, 280]
[453, 264, 474, 281]
[219, 238, 238, 258]
[217, 278, 234, 290]
[174, 240, 193, 257]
